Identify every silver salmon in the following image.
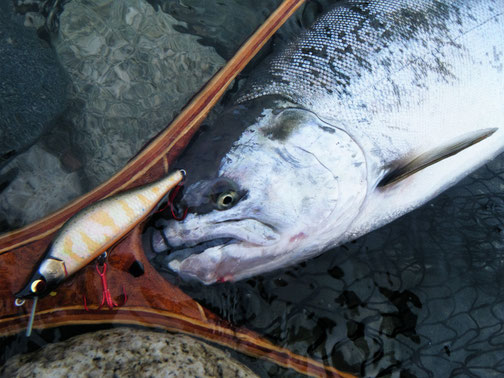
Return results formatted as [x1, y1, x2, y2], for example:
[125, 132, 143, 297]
[152, 0, 504, 284]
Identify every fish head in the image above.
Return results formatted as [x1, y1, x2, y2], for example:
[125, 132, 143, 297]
[15, 255, 67, 299]
[153, 106, 368, 284]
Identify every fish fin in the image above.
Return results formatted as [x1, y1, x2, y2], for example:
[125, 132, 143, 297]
[378, 128, 498, 187]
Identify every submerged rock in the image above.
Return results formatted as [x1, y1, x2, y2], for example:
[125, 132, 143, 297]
[0, 328, 258, 377]
[0, 0, 226, 230]
[53, 0, 225, 189]
[0, 145, 81, 229]
[0, 1, 67, 165]
[153, 0, 281, 60]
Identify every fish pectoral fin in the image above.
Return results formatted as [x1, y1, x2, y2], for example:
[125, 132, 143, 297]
[378, 128, 498, 187]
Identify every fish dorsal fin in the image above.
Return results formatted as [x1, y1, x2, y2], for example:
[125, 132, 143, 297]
[378, 128, 498, 187]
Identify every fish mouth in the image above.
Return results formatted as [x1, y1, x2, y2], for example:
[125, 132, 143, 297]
[154, 236, 238, 263]
[151, 217, 280, 282]
[159, 238, 275, 284]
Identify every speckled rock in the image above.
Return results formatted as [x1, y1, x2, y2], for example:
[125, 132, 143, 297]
[53, 0, 225, 189]
[0, 145, 82, 229]
[0, 0, 67, 163]
[0, 328, 258, 377]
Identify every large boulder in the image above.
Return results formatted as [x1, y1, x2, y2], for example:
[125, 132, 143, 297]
[0, 0, 226, 230]
[0, 1, 67, 164]
[0, 144, 81, 230]
[52, 0, 225, 189]
[0, 328, 258, 377]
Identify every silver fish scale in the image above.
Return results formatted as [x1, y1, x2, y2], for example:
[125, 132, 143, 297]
[237, 0, 500, 120]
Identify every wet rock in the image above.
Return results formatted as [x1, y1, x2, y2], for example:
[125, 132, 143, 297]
[0, 145, 81, 230]
[53, 0, 225, 189]
[153, 0, 281, 60]
[0, 328, 258, 377]
[0, 1, 67, 164]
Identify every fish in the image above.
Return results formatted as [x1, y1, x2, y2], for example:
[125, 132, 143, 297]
[151, 0, 504, 284]
[15, 170, 184, 335]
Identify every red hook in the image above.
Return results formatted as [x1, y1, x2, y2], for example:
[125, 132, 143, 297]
[83, 261, 127, 311]
[156, 182, 188, 221]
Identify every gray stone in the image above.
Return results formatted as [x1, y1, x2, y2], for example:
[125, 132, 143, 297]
[0, 1, 68, 164]
[0, 0, 226, 230]
[155, 0, 281, 60]
[53, 0, 225, 189]
[0, 145, 82, 229]
[0, 328, 258, 377]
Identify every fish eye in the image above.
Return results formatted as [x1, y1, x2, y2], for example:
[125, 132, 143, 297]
[216, 190, 239, 210]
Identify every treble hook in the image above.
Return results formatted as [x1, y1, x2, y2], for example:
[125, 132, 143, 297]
[83, 254, 127, 311]
[168, 183, 188, 220]
[156, 177, 188, 221]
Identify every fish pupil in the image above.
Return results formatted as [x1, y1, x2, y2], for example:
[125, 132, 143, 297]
[215, 190, 238, 210]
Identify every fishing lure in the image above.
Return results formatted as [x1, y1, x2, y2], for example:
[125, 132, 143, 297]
[14, 169, 185, 336]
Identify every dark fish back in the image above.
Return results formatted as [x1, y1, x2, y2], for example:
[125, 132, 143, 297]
[238, 0, 501, 117]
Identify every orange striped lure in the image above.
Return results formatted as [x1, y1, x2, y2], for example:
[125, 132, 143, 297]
[14, 170, 184, 334]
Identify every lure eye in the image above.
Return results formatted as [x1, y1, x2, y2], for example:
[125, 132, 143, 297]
[216, 190, 239, 210]
[30, 279, 46, 294]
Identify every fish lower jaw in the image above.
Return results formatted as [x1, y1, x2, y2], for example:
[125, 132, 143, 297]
[158, 236, 234, 260]
[166, 258, 181, 272]
[166, 243, 228, 284]
[165, 239, 276, 284]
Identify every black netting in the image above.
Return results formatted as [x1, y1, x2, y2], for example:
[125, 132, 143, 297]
[175, 154, 504, 377]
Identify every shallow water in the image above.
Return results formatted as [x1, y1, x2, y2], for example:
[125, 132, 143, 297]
[2, 0, 504, 377]
[0, 0, 280, 231]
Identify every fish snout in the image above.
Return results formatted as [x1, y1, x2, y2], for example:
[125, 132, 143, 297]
[151, 227, 170, 254]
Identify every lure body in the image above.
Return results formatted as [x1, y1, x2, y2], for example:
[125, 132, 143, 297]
[16, 170, 184, 299]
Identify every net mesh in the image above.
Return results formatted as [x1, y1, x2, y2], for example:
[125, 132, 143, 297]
[177, 154, 504, 376]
